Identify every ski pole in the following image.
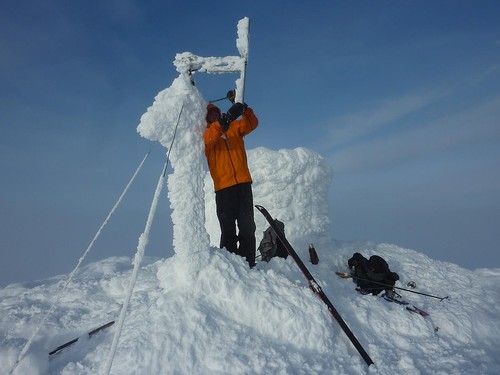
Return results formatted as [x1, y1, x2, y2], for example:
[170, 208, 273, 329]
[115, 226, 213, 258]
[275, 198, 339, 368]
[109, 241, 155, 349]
[209, 96, 228, 103]
[349, 275, 448, 301]
[209, 90, 237, 104]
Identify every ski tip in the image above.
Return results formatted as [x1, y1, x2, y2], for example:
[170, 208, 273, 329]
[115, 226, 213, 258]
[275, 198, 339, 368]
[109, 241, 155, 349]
[88, 320, 115, 337]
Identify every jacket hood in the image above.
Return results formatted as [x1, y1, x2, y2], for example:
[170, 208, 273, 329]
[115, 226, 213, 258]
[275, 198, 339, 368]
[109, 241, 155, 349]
[206, 103, 221, 112]
[206, 104, 221, 123]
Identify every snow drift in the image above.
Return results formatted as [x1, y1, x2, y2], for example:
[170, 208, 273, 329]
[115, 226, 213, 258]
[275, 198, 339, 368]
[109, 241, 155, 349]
[2, 241, 500, 374]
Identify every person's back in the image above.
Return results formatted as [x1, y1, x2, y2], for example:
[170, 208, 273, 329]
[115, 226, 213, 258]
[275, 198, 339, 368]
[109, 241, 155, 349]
[203, 101, 259, 268]
[204, 103, 258, 192]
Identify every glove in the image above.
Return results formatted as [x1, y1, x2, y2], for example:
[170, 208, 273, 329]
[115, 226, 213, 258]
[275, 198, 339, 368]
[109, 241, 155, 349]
[227, 102, 247, 120]
[218, 113, 231, 132]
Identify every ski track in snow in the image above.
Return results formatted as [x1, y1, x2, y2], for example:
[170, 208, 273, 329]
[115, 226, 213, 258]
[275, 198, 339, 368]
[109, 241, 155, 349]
[2, 64, 500, 374]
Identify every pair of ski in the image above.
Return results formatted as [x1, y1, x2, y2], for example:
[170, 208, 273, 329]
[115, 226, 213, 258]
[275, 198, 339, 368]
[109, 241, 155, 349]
[382, 290, 439, 333]
[382, 291, 429, 317]
[335, 271, 439, 332]
[255, 205, 374, 367]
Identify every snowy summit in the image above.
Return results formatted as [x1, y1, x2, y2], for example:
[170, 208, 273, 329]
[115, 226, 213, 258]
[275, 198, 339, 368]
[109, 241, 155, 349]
[2, 17, 500, 375]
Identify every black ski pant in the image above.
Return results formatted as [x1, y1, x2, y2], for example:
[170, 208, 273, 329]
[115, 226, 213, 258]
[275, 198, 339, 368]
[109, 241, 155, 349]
[215, 182, 256, 267]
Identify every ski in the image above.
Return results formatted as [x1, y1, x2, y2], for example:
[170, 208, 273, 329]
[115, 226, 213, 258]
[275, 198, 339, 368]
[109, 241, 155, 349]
[382, 292, 429, 317]
[255, 205, 374, 367]
[49, 320, 115, 356]
[382, 292, 439, 333]
[336, 272, 439, 332]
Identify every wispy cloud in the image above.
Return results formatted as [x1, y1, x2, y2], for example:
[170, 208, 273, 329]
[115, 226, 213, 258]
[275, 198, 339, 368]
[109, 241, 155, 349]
[321, 93, 441, 150]
[324, 95, 500, 175]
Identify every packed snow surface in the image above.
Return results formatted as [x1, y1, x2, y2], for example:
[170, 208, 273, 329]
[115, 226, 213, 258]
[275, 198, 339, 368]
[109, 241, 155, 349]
[2, 244, 500, 374]
[2, 70, 500, 374]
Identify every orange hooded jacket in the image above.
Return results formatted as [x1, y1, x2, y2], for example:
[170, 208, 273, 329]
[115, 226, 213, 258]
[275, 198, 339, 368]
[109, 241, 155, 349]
[204, 104, 258, 192]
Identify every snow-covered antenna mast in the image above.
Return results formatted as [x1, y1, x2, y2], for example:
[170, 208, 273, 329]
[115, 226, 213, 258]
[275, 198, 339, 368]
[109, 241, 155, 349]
[235, 17, 249, 103]
[174, 17, 250, 103]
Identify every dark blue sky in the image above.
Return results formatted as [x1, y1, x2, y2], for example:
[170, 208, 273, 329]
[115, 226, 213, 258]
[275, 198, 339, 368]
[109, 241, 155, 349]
[1, 1, 499, 286]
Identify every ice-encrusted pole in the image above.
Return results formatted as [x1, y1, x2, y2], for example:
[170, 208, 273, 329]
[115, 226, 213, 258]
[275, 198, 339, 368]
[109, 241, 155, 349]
[137, 18, 250, 265]
[173, 17, 250, 103]
[235, 17, 249, 103]
[137, 76, 209, 263]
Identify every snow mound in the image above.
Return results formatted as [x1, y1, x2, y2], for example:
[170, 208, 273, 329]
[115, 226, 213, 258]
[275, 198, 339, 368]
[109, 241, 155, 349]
[2, 245, 500, 374]
[205, 147, 333, 251]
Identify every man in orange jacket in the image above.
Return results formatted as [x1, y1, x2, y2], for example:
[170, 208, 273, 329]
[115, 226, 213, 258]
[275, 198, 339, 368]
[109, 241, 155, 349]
[204, 101, 259, 268]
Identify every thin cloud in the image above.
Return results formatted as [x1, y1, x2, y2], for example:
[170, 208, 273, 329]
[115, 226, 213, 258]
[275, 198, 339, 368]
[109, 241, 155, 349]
[328, 96, 500, 175]
[322, 93, 441, 150]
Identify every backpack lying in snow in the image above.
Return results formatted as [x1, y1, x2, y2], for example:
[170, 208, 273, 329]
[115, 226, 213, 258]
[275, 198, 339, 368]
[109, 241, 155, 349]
[347, 252, 399, 295]
[258, 219, 288, 262]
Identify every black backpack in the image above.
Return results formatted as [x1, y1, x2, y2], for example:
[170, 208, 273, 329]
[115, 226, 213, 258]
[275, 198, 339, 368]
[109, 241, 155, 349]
[258, 219, 288, 262]
[348, 252, 399, 295]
